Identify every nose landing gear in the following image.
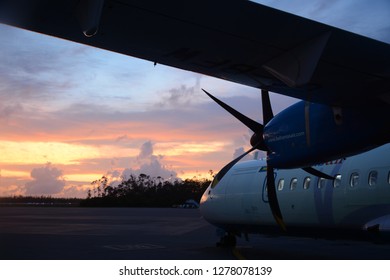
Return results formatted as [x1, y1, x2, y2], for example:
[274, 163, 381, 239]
[216, 232, 237, 248]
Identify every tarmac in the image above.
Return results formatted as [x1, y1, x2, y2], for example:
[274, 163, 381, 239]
[0, 207, 390, 260]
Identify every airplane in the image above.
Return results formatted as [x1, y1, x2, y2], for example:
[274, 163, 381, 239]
[200, 143, 390, 247]
[0, 1, 389, 237]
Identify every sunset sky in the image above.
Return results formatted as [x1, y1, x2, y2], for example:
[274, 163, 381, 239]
[0, 0, 389, 198]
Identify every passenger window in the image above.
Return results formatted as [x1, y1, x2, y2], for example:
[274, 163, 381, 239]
[350, 172, 359, 187]
[318, 178, 326, 189]
[290, 178, 297, 190]
[333, 174, 342, 188]
[303, 177, 311, 190]
[369, 171, 378, 187]
[277, 179, 285, 191]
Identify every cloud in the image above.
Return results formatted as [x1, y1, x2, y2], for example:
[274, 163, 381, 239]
[156, 76, 202, 108]
[0, 25, 83, 104]
[59, 184, 90, 198]
[25, 163, 66, 195]
[232, 147, 253, 161]
[121, 141, 178, 181]
[138, 140, 154, 159]
[233, 147, 245, 159]
[0, 184, 25, 197]
[0, 24, 147, 110]
[0, 103, 24, 121]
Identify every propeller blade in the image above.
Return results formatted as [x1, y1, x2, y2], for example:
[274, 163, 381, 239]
[261, 89, 274, 124]
[203, 89, 263, 133]
[302, 167, 335, 180]
[266, 165, 286, 231]
[262, 90, 285, 230]
[211, 146, 258, 188]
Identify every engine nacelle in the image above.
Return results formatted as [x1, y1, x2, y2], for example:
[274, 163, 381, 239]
[264, 100, 390, 168]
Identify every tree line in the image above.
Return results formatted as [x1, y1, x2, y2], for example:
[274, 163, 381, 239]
[0, 173, 212, 207]
[80, 173, 211, 207]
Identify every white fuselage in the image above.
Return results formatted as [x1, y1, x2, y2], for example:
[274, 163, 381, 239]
[200, 144, 390, 236]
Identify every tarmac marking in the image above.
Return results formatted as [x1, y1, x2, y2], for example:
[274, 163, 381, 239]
[103, 243, 166, 251]
[232, 247, 247, 260]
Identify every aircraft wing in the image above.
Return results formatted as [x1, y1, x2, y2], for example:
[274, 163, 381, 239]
[0, 0, 389, 106]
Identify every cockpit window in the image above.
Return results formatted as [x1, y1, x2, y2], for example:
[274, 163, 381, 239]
[210, 176, 219, 189]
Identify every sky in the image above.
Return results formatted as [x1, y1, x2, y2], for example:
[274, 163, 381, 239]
[0, 0, 389, 198]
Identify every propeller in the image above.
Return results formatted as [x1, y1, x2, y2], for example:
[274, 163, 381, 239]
[204, 88, 334, 231]
[203, 88, 286, 230]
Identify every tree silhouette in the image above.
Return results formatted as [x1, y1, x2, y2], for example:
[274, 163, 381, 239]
[81, 173, 210, 207]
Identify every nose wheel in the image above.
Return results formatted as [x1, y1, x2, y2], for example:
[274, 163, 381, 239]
[216, 232, 237, 248]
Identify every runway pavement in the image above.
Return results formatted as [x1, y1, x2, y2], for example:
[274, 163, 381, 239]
[0, 207, 390, 260]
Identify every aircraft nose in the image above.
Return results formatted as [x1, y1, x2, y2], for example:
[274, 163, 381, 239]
[199, 185, 212, 217]
[199, 183, 224, 226]
[200, 186, 210, 206]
